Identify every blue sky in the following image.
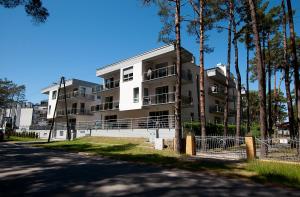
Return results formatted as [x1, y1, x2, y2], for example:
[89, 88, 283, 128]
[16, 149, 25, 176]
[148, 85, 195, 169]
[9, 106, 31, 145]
[0, 0, 300, 103]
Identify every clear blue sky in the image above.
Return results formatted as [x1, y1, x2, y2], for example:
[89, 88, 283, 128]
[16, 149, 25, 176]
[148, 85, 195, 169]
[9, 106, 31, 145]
[0, 0, 300, 103]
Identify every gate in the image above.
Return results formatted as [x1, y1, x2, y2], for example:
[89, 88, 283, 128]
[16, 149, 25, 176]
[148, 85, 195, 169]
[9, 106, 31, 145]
[195, 135, 247, 160]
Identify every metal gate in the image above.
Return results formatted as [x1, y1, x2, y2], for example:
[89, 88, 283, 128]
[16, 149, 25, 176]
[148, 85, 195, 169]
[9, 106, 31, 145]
[195, 135, 247, 160]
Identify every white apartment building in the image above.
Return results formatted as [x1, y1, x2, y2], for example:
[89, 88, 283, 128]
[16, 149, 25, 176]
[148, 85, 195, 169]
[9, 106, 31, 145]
[205, 64, 237, 124]
[40, 45, 237, 140]
[91, 44, 199, 130]
[41, 79, 99, 130]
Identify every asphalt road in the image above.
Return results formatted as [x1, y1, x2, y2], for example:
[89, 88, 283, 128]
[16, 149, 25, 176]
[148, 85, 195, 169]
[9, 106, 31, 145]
[0, 142, 299, 197]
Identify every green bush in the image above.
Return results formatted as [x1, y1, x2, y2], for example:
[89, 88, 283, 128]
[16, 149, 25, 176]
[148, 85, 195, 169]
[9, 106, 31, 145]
[9, 131, 38, 139]
[183, 122, 246, 136]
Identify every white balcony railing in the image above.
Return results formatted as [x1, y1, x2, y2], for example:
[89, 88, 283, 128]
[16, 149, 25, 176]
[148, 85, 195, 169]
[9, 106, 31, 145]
[143, 65, 176, 81]
[91, 101, 119, 112]
[57, 91, 95, 101]
[56, 108, 92, 116]
[92, 80, 120, 93]
[143, 92, 175, 106]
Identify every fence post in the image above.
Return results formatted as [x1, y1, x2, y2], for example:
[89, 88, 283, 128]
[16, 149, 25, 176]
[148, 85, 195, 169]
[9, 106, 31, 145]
[186, 133, 196, 156]
[245, 136, 256, 160]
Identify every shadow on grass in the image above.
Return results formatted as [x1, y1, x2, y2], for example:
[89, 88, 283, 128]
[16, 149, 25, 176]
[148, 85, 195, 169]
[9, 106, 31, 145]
[250, 173, 300, 189]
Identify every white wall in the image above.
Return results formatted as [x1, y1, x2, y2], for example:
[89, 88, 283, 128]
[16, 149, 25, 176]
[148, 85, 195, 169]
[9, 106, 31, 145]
[47, 89, 58, 119]
[19, 108, 33, 129]
[119, 62, 143, 111]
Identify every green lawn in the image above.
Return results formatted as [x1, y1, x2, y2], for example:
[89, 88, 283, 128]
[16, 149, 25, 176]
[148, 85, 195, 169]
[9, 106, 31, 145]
[5, 136, 44, 142]
[34, 136, 300, 188]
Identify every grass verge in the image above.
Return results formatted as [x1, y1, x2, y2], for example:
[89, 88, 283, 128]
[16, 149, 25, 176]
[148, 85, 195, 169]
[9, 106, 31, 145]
[34, 136, 300, 188]
[4, 136, 43, 142]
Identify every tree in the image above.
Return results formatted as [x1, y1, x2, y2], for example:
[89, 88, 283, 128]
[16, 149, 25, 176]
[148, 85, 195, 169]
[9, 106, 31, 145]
[248, 0, 268, 156]
[0, 0, 49, 23]
[0, 78, 25, 127]
[286, 0, 300, 152]
[143, 0, 183, 153]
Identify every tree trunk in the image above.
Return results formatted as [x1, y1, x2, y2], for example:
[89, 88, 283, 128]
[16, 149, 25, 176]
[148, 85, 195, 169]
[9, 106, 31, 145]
[199, 0, 206, 147]
[233, 18, 241, 143]
[267, 33, 273, 136]
[282, 0, 295, 143]
[224, 0, 233, 136]
[248, 0, 268, 157]
[286, 0, 299, 151]
[246, 37, 250, 135]
[174, 0, 182, 153]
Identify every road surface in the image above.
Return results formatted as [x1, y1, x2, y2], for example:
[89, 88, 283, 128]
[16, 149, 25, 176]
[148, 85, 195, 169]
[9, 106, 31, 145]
[0, 142, 299, 196]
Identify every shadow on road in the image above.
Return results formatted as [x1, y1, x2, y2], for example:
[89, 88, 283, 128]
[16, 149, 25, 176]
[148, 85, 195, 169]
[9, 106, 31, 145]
[0, 142, 298, 196]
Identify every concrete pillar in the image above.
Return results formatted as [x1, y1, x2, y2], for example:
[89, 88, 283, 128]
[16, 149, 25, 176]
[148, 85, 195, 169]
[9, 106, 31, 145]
[186, 134, 196, 156]
[245, 136, 256, 160]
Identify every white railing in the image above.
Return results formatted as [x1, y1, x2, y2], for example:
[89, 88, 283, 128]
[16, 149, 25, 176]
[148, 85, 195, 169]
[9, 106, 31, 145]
[91, 101, 119, 112]
[209, 105, 224, 113]
[143, 92, 175, 106]
[57, 91, 95, 101]
[143, 65, 176, 81]
[92, 80, 120, 93]
[77, 115, 175, 130]
[56, 108, 92, 116]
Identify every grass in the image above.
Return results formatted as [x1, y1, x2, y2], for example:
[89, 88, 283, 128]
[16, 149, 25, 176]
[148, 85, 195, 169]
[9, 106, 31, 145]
[4, 136, 44, 142]
[246, 160, 300, 188]
[32, 136, 300, 188]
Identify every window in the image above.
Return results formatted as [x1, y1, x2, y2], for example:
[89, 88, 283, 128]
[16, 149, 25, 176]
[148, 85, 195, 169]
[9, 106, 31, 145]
[48, 105, 51, 114]
[123, 66, 133, 82]
[133, 87, 139, 103]
[60, 130, 64, 136]
[52, 91, 57, 100]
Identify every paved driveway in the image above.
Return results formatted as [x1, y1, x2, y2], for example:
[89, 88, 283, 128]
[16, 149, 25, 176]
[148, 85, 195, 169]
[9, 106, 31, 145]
[0, 142, 299, 197]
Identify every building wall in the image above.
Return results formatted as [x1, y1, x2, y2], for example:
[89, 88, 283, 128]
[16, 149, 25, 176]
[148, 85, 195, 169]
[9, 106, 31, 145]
[119, 62, 143, 111]
[19, 108, 33, 129]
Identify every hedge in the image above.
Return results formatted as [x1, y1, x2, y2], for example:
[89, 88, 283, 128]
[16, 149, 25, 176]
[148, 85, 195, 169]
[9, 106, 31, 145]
[183, 122, 246, 136]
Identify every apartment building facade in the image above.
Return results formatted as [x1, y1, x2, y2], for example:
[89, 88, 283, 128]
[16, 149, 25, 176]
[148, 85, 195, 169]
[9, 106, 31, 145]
[40, 45, 237, 139]
[91, 44, 199, 129]
[41, 79, 99, 130]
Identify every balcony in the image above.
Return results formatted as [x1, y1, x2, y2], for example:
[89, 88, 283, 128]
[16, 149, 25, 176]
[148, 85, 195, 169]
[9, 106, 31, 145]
[91, 101, 119, 112]
[57, 91, 95, 101]
[182, 96, 193, 107]
[56, 108, 92, 117]
[143, 92, 175, 106]
[208, 86, 225, 99]
[92, 80, 120, 93]
[209, 105, 224, 114]
[143, 65, 176, 81]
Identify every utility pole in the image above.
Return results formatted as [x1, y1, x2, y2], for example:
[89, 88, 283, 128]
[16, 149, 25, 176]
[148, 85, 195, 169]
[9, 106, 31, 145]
[48, 77, 70, 142]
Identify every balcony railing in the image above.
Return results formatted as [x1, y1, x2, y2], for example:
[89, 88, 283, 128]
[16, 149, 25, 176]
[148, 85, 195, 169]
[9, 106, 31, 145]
[57, 91, 95, 101]
[92, 80, 120, 93]
[208, 86, 225, 98]
[209, 105, 224, 114]
[56, 108, 92, 116]
[143, 92, 175, 106]
[77, 115, 175, 130]
[91, 101, 119, 112]
[143, 65, 176, 81]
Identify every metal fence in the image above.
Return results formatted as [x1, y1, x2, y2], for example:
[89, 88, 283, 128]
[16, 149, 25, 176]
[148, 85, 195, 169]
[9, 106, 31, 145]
[195, 135, 247, 160]
[255, 138, 300, 162]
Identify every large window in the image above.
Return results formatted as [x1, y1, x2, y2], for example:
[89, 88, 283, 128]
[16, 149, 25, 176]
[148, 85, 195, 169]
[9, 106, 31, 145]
[52, 91, 57, 100]
[123, 66, 133, 82]
[133, 87, 139, 103]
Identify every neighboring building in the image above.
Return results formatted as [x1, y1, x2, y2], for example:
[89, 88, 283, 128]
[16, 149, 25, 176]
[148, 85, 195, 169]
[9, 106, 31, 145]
[92, 44, 199, 128]
[41, 79, 99, 129]
[205, 64, 237, 124]
[1, 101, 49, 130]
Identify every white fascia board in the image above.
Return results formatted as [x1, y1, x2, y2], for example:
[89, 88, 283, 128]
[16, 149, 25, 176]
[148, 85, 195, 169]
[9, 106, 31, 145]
[96, 44, 175, 77]
[41, 79, 74, 94]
